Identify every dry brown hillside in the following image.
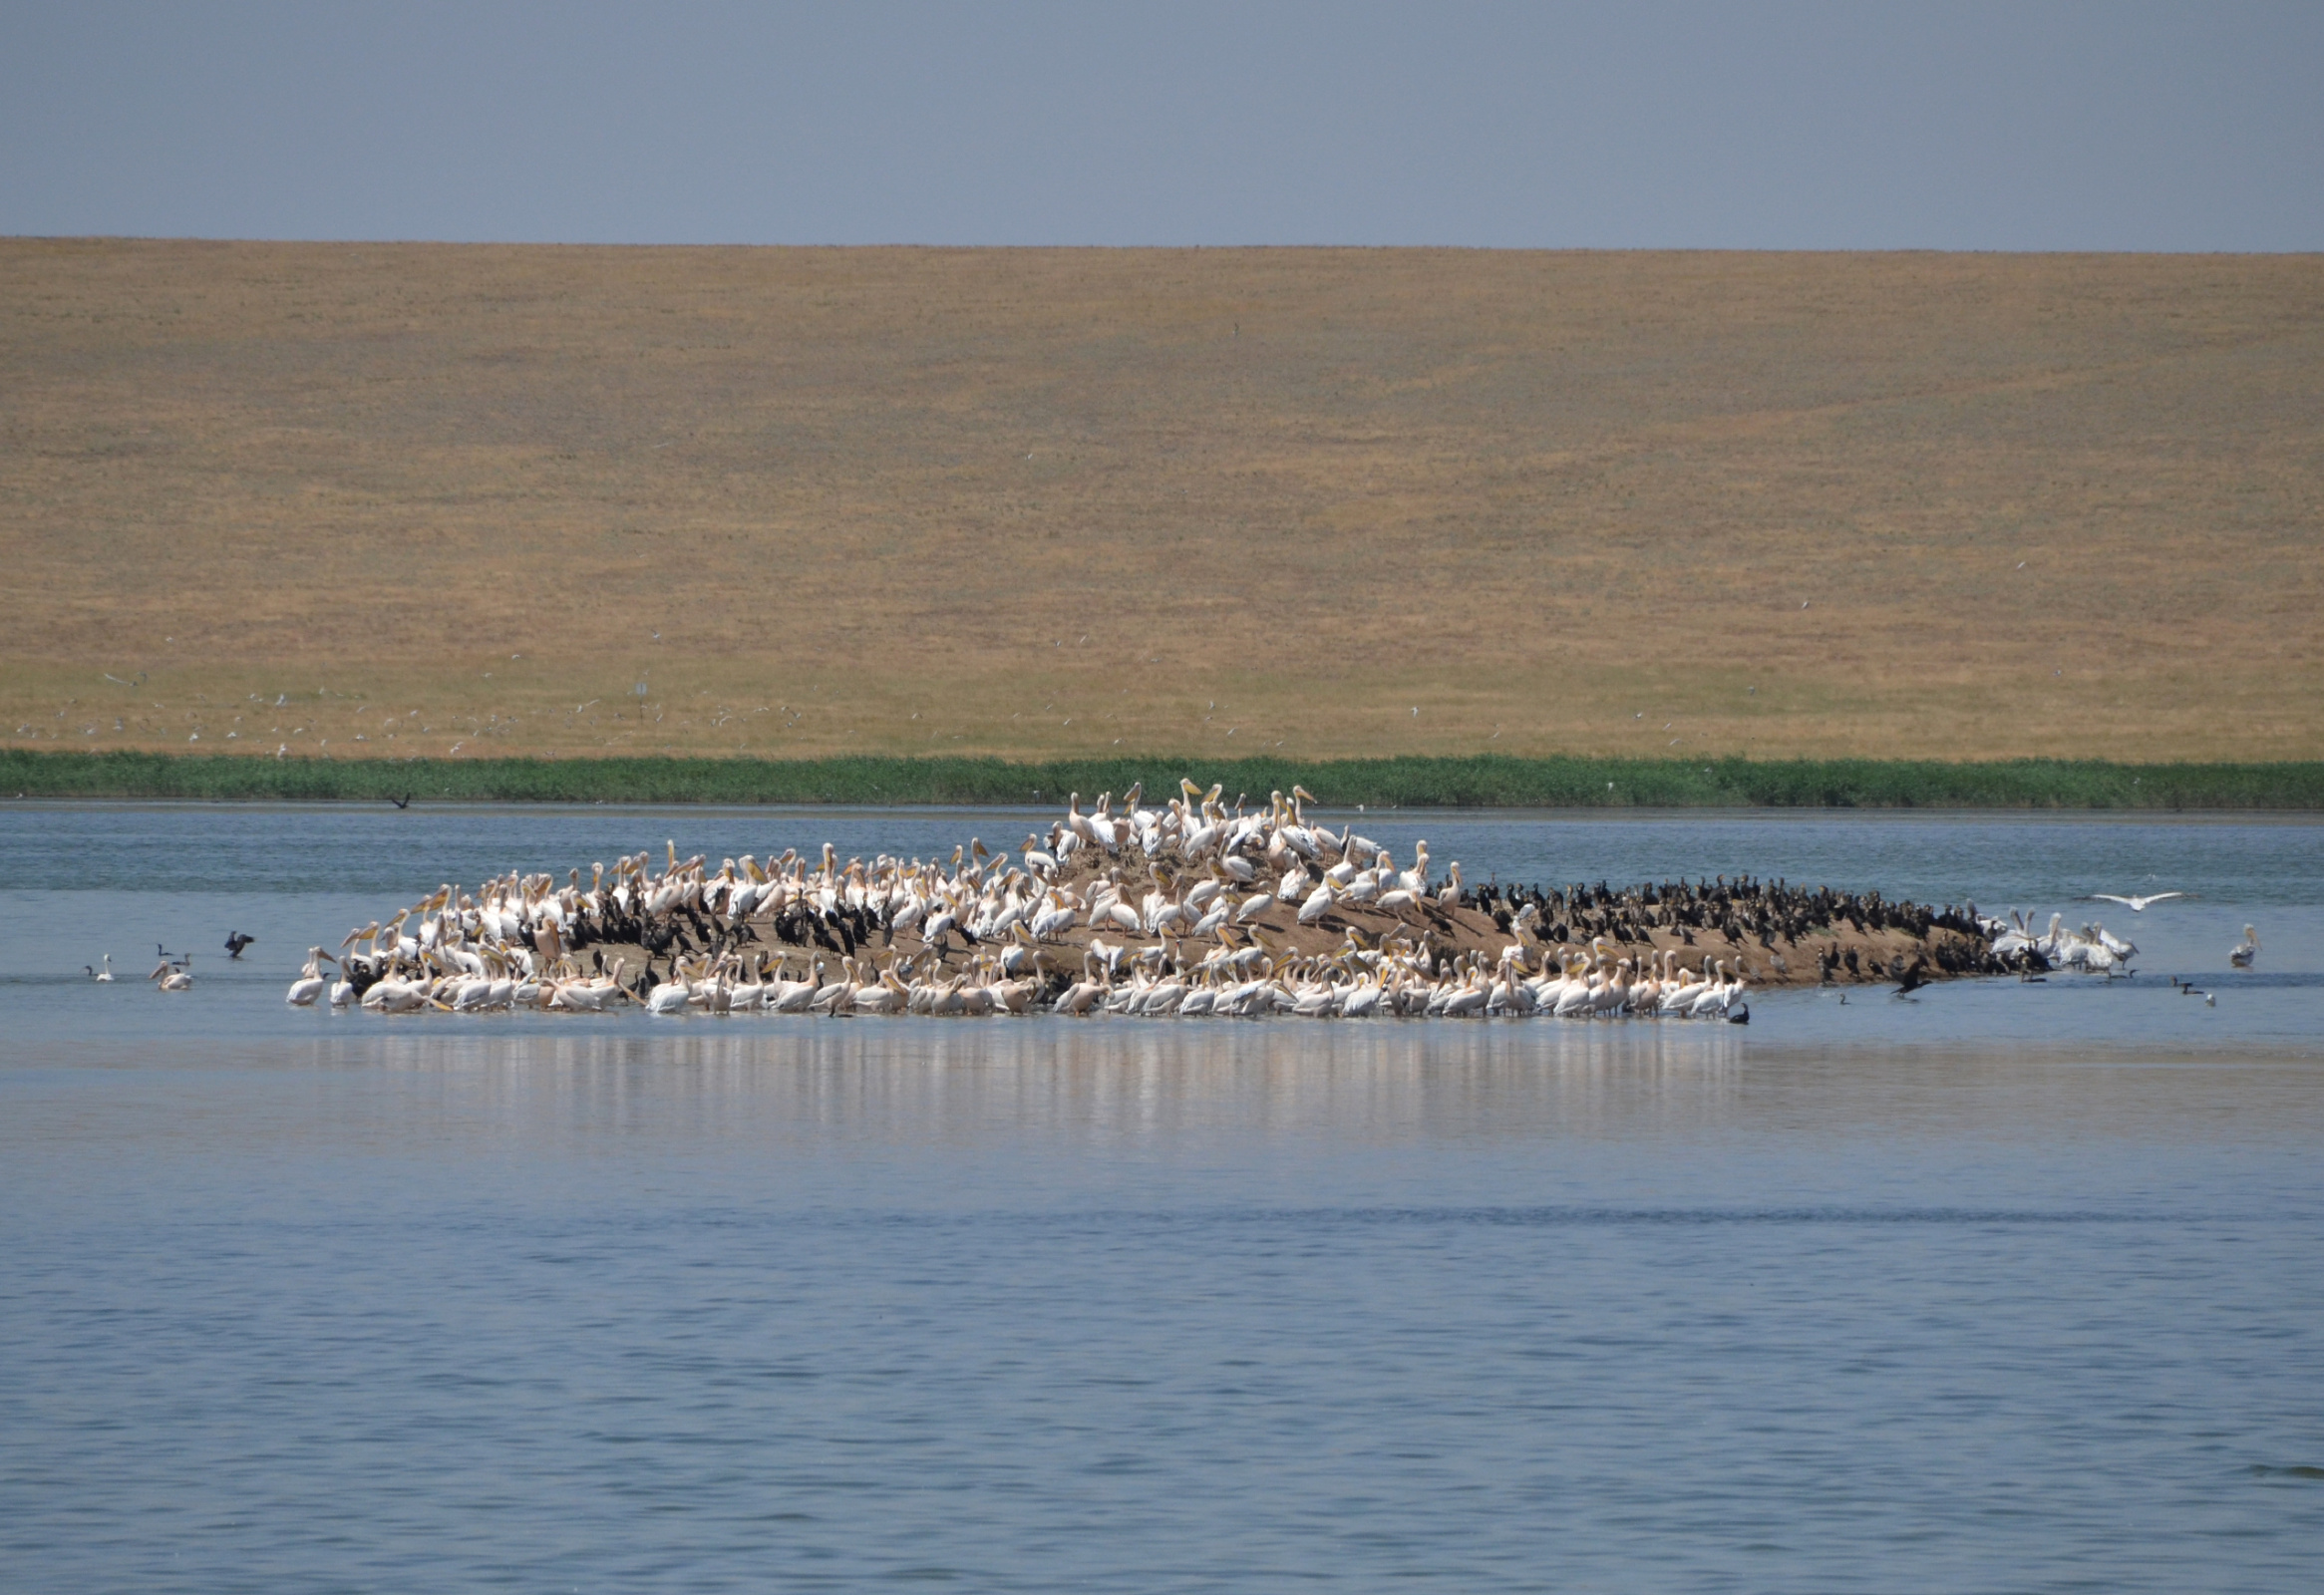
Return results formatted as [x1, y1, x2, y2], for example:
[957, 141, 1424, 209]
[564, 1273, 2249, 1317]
[4, 240, 2319, 763]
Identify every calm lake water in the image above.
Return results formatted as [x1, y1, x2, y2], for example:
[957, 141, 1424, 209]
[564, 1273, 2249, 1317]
[3, 803, 2321, 1591]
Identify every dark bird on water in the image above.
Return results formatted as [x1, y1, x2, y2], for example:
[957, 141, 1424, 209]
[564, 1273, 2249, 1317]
[389, 793, 413, 809]
[224, 931, 256, 959]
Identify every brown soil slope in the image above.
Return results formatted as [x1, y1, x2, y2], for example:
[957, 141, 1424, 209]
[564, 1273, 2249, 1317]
[5, 241, 2319, 761]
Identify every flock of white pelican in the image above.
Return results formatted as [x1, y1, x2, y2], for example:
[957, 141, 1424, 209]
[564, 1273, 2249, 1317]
[1981, 906, 2260, 977]
[291, 939, 1757, 1022]
[89, 787, 2261, 1012]
[1985, 911, 2143, 975]
[288, 783, 1768, 1022]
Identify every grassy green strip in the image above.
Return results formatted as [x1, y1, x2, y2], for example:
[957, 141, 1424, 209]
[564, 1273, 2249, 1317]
[5, 751, 2322, 808]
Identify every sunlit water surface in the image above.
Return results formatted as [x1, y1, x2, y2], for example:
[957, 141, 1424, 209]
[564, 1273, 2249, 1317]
[3, 804, 2321, 1591]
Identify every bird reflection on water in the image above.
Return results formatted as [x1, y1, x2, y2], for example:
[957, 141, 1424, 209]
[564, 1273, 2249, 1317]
[347, 1020, 1748, 1150]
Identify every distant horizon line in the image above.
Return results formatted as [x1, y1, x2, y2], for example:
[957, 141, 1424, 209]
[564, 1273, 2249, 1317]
[11, 235, 2321, 259]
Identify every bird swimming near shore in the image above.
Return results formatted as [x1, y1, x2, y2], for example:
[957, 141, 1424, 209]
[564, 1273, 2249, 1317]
[86, 954, 116, 982]
[2229, 925, 2258, 968]
[2087, 892, 2184, 911]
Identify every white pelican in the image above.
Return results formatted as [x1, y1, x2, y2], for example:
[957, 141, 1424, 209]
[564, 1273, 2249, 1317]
[1140, 977, 1189, 1015]
[1296, 880, 1337, 924]
[1552, 966, 1597, 1018]
[1688, 961, 1734, 1018]
[769, 960, 818, 1012]
[2229, 925, 2258, 968]
[1660, 955, 1706, 1017]
[2088, 892, 2184, 911]
[810, 961, 852, 1014]
[851, 972, 905, 1014]
[1396, 843, 1431, 895]
[1441, 974, 1489, 1018]
[1056, 959, 1106, 1014]
[1436, 861, 1466, 908]
[285, 946, 334, 1007]
[1592, 959, 1632, 1016]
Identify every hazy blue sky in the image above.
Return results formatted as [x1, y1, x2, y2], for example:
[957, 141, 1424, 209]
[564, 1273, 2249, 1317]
[4, 1, 2318, 249]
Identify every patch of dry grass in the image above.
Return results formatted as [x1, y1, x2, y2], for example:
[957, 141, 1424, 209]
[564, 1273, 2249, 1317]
[4, 240, 2319, 763]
